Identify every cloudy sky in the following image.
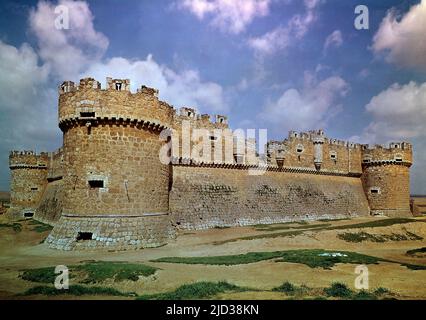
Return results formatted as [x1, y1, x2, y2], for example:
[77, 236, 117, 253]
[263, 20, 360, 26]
[0, 0, 426, 193]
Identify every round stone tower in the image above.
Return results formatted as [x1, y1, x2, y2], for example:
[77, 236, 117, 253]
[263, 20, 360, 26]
[8, 151, 49, 218]
[361, 142, 413, 217]
[46, 77, 176, 250]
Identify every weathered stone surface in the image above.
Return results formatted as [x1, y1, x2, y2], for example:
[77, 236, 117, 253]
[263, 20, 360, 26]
[6, 77, 414, 250]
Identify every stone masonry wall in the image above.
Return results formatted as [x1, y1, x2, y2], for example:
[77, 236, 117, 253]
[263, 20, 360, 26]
[46, 214, 176, 251]
[362, 164, 411, 217]
[170, 165, 370, 230]
[61, 124, 170, 216]
[35, 179, 64, 225]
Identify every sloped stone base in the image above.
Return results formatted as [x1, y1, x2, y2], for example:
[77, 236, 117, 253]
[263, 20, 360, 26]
[46, 214, 176, 251]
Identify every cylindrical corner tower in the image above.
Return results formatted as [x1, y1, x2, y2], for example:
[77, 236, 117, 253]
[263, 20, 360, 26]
[46, 77, 176, 250]
[361, 142, 413, 217]
[9, 151, 48, 218]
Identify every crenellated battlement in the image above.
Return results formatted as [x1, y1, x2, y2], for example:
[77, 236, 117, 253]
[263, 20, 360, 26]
[58, 77, 230, 134]
[173, 106, 230, 130]
[7, 73, 416, 249]
[9, 150, 49, 169]
[361, 142, 413, 166]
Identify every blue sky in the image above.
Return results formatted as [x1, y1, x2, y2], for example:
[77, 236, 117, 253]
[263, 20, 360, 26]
[1, 0, 426, 193]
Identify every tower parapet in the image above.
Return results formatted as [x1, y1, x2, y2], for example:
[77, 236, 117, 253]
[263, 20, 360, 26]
[361, 142, 412, 166]
[58, 77, 174, 133]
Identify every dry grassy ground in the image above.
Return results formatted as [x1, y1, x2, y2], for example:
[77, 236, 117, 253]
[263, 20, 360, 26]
[0, 215, 425, 300]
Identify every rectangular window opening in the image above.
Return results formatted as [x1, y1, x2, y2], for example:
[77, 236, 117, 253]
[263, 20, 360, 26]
[24, 212, 34, 218]
[76, 232, 93, 241]
[31, 187, 38, 191]
[370, 188, 380, 194]
[80, 112, 95, 118]
[88, 180, 104, 188]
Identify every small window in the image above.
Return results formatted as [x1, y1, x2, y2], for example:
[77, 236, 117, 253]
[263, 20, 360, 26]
[296, 145, 304, 153]
[219, 118, 223, 123]
[363, 159, 370, 163]
[370, 188, 380, 194]
[24, 212, 34, 218]
[115, 83, 122, 90]
[395, 157, 403, 162]
[330, 153, 337, 160]
[210, 136, 217, 141]
[31, 187, 38, 191]
[76, 232, 93, 241]
[80, 112, 95, 118]
[88, 180, 104, 188]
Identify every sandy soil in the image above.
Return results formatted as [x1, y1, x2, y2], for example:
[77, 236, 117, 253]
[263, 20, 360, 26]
[0, 216, 425, 299]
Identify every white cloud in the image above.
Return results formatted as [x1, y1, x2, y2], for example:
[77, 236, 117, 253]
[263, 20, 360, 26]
[248, 0, 321, 55]
[358, 81, 426, 194]
[372, 0, 426, 69]
[0, 1, 230, 190]
[29, 0, 109, 79]
[27, 0, 226, 113]
[177, 0, 271, 34]
[259, 74, 349, 133]
[323, 30, 343, 53]
[82, 55, 227, 113]
[0, 40, 60, 176]
[361, 81, 426, 142]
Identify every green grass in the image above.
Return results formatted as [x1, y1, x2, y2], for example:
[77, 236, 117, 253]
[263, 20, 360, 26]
[327, 218, 424, 230]
[0, 222, 22, 232]
[20, 261, 159, 284]
[337, 231, 424, 243]
[215, 218, 425, 245]
[254, 223, 331, 232]
[20, 267, 57, 283]
[152, 249, 426, 270]
[272, 282, 310, 296]
[213, 230, 304, 245]
[406, 247, 426, 256]
[28, 219, 53, 233]
[324, 282, 353, 298]
[272, 281, 393, 300]
[75, 261, 159, 283]
[153, 249, 382, 269]
[21, 285, 134, 297]
[137, 281, 246, 300]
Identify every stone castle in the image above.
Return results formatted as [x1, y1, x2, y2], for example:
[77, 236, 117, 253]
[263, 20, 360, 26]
[8, 77, 413, 250]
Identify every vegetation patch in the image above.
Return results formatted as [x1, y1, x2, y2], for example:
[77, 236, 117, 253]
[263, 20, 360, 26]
[137, 281, 246, 300]
[75, 261, 159, 283]
[152, 249, 426, 270]
[323, 283, 394, 300]
[0, 222, 22, 232]
[324, 282, 353, 298]
[337, 231, 423, 243]
[272, 282, 310, 296]
[406, 247, 426, 257]
[327, 218, 424, 230]
[214, 230, 304, 245]
[20, 267, 57, 283]
[254, 223, 331, 232]
[20, 261, 159, 284]
[215, 218, 424, 245]
[153, 249, 382, 269]
[28, 219, 53, 233]
[20, 285, 134, 297]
